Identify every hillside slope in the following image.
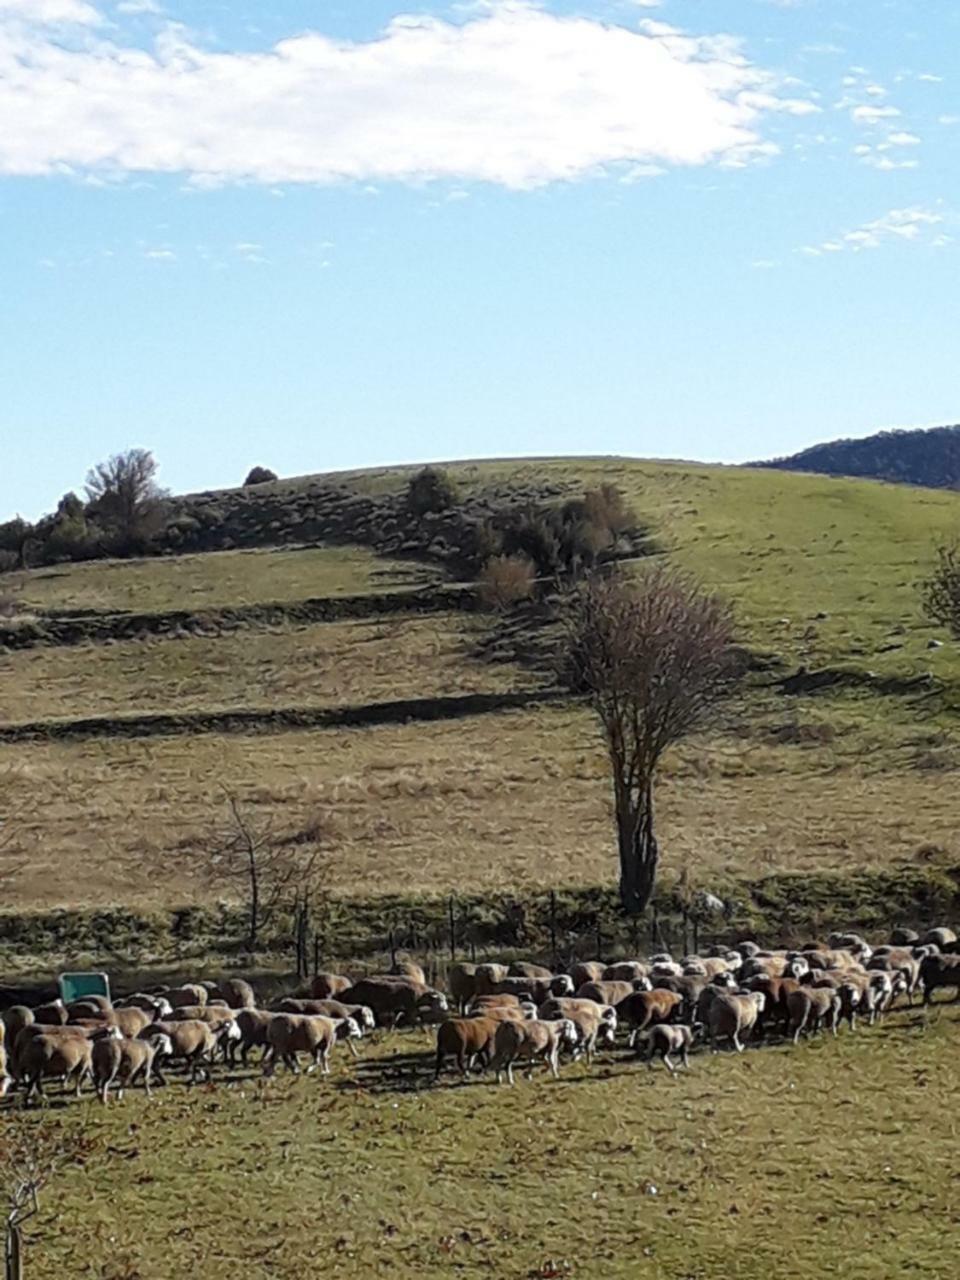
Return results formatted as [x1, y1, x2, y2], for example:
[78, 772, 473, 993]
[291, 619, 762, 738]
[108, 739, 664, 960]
[1, 458, 958, 965]
[758, 423, 960, 488]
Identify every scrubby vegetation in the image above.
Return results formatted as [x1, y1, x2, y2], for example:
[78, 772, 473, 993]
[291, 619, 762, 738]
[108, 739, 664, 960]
[759, 422, 960, 489]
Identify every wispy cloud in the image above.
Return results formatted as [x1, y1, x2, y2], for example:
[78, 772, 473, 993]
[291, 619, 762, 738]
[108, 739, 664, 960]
[0, 1, 815, 190]
[851, 104, 900, 124]
[144, 247, 175, 260]
[0, 0, 99, 21]
[802, 206, 947, 255]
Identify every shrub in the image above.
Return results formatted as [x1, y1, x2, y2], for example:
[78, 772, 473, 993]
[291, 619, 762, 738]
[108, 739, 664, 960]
[921, 541, 960, 638]
[244, 466, 278, 486]
[479, 554, 537, 611]
[406, 466, 459, 517]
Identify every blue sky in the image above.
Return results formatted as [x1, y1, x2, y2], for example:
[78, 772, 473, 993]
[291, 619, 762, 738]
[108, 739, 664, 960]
[1, 0, 957, 520]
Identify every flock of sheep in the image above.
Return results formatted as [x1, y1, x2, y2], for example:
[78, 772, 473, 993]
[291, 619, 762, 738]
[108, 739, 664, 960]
[1, 923, 958, 1104]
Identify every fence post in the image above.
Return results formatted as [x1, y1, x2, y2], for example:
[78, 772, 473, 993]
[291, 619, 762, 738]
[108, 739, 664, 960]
[693, 917, 700, 956]
[595, 917, 603, 961]
[682, 908, 689, 957]
[549, 891, 558, 968]
[389, 928, 397, 968]
[651, 905, 658, 951]
[448, 895, 457, 963]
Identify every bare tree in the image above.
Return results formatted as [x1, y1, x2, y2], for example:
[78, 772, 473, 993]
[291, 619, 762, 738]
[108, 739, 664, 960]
[205, 791, 327, 954]
[1, 1118, 92, 1280]
[84, 449, 166, 554]
[921, 540, 960, 638]
[562, 567, 736, 915]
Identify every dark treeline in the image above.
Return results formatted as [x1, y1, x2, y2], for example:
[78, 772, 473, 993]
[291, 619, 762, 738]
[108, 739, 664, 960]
[756, 424, 960, 489]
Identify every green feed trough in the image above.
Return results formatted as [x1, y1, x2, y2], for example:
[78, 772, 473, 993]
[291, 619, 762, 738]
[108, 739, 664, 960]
[58, 971, 111, 1003]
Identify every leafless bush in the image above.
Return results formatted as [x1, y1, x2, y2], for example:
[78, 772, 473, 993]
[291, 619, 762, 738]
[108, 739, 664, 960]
[478, 553, 536, 611]
[921, 540, 960, 637]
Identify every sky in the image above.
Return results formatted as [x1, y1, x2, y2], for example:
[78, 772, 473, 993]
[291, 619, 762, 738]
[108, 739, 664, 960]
[0, 0, 957, 521]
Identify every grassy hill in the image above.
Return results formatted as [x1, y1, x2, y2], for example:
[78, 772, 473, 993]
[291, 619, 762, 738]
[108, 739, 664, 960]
[1, 457, 959, 968]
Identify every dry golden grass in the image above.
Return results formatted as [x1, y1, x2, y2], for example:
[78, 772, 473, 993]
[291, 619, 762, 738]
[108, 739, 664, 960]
[1, 701, 957, 912]
[4, 542, 441, 614]
[0, 613, 535, 723]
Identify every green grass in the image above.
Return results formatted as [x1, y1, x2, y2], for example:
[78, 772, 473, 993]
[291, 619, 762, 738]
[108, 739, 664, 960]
[12, 1002, 960, 1280]
[4, 543, 443, 615]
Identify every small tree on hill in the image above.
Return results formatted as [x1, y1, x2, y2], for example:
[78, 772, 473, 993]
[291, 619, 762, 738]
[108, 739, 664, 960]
[478, 553, 536, 611]
[85, 448, 166, 555]
[921, 540, 960, 638]
[243, 466, 278, 486]
[406, 466, 459, 518]
[2, 1117, 94, 1280]
[562, 567, 736, 915]
[0, 518, 32, 571]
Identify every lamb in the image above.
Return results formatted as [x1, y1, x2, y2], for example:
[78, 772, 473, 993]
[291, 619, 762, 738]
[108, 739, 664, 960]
[619, 989, 683, 1043]
[786, 988, 842, 1044]
[707, 992, 766, 1052]
[488, 1018, 578, 1085]
[339, 978, 448, 1028]
[92, 1032, 172, 1103]
[434, 1016, 500, 1078]
[310, 973, 353, 999]
[636, 1024, 697, 1073]
[263, 1014, 361, 1076]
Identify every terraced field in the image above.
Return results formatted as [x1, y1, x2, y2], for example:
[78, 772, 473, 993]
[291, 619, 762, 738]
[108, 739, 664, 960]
[1, 458, 958, 950]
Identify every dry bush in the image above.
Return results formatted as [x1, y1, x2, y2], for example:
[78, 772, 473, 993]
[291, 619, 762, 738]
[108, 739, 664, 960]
[920, 540, 960, 637]
[478, 553, 536, 611]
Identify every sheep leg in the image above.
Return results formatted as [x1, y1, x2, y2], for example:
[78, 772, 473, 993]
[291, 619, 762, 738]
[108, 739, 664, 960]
[548, 1049, 559, 1080]
[733, 1033, 744, 1053]
[680, 1047, 690, 1071]
[433, 1048, 446, 1080]
[345, 1038, 360, 1059]
[663, 1051, 676, 1074]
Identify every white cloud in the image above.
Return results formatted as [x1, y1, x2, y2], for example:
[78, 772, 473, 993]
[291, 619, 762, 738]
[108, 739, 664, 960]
[144, 247, 174, 259]
[0, 1, 813, 189]
[0, 0, 99, 21]
[802, 207, 946, 255]
[116, 0, 161, 13]
[917, 73, 943, 83]
[851, 104, 900, 124]
[886, 131, 920, 146]
[862, 154, 918, 171]
[939, 115, 959, 126]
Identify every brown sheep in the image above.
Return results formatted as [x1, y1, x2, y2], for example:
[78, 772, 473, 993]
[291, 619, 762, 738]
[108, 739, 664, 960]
[20, 1031, 97, 1101]
[32, 1000, 69, 1026]
[468, 994, 524, 1010]
[434, 1016, 500, 1078]
[164, 984, 208, 1010]
[234, 1009, 276, 1066]
[621, 990, 683, 1044]
[537, 998, 617, 1063]
[275, 998, 375, 1030]
[138, 1019, 225, 1083]
[339, 978, 448, 1028]
[568, 961, 606, 989]
[576, 979, 644, 1007]
[787, 988, 842, 1044]
[448, 963, 479, 1013]
[389, 958, 427, 985]
[92, 1032, 172, 1103]
[925, 927, 957, 949]
[472, 963, 511, 997]
[470, 1005, 535, 1024]
[2, 1005, 34, 1045]
[263, 1014, 361, 1076]
[310, 973, 353, 999]
[116, 993, 174, 1018]
[602, 961, 649, 983]
[66, 995, 113, 1020]
[508, 961, 554, 980]
[488, 1018, 579, 1085]
[485, 975, 574, 1006]
[708, 992, 766, 1052]
[868, 950, 921, 1001]
[211, 978, 257, 1009]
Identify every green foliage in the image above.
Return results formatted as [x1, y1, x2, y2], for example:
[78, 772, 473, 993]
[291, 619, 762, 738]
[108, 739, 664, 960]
[243, 466, 278, 486]
[405, 466, 460, 517]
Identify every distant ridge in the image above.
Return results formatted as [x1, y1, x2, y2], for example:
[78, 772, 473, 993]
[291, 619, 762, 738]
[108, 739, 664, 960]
[755, 424, 960, 490]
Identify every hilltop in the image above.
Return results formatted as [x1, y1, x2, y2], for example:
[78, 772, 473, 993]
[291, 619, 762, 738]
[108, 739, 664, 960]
[758, 423, 960, 489]
[1, 457, 959, 971]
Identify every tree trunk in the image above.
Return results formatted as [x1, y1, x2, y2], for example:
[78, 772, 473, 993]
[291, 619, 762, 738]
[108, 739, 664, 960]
[616, 781, 658, 916]
[6, 1223, 23, 1280]
[247, 846, 259, 953]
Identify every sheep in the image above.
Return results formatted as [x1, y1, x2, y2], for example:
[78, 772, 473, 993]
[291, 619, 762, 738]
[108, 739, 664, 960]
[636, 1024, 697, 1073]
[467, 993, 525, 1011]
[920, 953, 960, 1003]
[735, 941, 761, 960]
[92, 1032, 172, 1103]
[116, 993, 174, 1018]
[602, 961, 649, 983]
[653, 972, 735, 1023]
[537, 998, 617, 1063]
[310, 973, 353, 999]
[889, 927, 920, 947]
[274, 998, 375, 1030]
[339, 978, 448, 1028]
[263, 1014, 361, 1076]
[2, 1005, 34, 1045]
[786, 988, 842, 1044]
[211, 978, 257, 1009]
[139, 1019, 232, 1084]
[66, 995, 113, 1020]
[19, 1030, 106, 1102]
[924, 927, 957, 949]
[164, 984, 208, 1010]
[484, 975, 574, 1006]
[234, 1009, 276, 1066]
[508, 961, 554, 980]
[568, 961, 605, 989]
[32, 999, 69, 1026]
[434, 1016, 500, 1078]
[389, 958, 427, 985]
[448, 963, 479, 1012]
[168, 1004, 238, 1025]
[469, 1004, 537, 1024]
[472, 963, 510, 997]
[868, 950, 921, 1001]
[488, 1018, 578, 1086]
[707, 992, 766, 1052]
[619, 990, 683, 1043]
[576, 979, 646, 1007]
